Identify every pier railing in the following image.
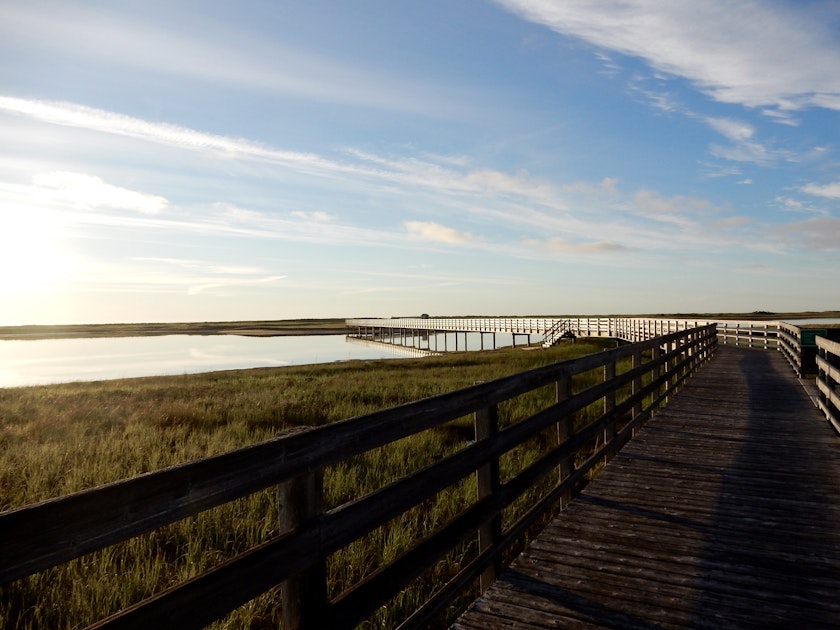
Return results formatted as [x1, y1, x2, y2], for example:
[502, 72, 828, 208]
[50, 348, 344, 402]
[0, 325, 716, 629]
[817, 336, 840, 434]
[348, 316, 779, 349]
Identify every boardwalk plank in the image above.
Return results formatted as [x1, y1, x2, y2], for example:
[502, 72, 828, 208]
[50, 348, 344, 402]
[453, 346, 840, 629]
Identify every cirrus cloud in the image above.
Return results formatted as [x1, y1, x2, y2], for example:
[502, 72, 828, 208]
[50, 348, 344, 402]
[494, 0, 840, 113]
[404, 221, 473, 244]
[31, 171, 168, 214]
[801, 181, 840, 199]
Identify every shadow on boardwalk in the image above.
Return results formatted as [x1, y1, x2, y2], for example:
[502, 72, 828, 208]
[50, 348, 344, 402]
[687, 350, 840, 627]
[453, 347, 840, 629]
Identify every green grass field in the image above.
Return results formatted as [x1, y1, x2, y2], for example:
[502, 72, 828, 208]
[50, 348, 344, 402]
[0, 338, 619, 629]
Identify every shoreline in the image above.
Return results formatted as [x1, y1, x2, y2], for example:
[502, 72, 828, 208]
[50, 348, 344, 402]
[0, 319, 350, 341]
[2, 312, 838, 341]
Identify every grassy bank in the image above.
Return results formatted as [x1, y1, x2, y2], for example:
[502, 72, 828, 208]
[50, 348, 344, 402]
[0, 339, 618, 628]
[0, 318, 349, 340]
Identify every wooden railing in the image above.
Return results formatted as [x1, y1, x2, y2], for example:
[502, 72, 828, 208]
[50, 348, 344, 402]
[348, 316, 780, 349]
[817, 336, 840, 434]
[0, 326, 716, 628]
[778, 321, 805, 376]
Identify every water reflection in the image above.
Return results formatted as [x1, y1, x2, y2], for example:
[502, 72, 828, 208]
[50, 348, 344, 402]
[0, 335, 412, 388]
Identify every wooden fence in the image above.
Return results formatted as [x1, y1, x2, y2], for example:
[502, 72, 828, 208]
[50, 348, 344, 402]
[1, 326, 717, 629]
[817, 336, 840, 434]
[779, 321, 806, 376]
[348, 316, 780, 349]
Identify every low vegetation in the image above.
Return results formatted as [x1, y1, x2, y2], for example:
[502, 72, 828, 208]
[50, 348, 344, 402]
[0, 338, 622, 628]
[0, 319, 349, 340]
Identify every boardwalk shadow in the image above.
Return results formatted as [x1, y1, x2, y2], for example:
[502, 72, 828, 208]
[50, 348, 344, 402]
[688, 349, 840, 628]
[503, 568, 667, 630]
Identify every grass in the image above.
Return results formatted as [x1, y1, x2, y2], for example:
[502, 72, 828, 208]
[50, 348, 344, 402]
[0, 338, 624, 629]
[0, 318, 349, 340]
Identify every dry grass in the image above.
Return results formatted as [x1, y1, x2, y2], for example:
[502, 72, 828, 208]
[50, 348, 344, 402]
[0, 339, 618, 628]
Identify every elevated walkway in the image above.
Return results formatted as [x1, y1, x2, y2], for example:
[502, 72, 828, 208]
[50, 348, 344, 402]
[454, 346, 840, 628]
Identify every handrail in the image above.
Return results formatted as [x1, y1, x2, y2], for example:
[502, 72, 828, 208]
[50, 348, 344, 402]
[816, 336, 840, 434]
[778, 321, 804, 376]
[347, 316, 780, 348]
[1, 326, 718, 628]
[541, 319, 572, 347]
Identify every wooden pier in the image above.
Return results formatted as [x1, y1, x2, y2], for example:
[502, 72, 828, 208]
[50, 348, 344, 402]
[453, 345, 840, 629]
[4, 321, 838, 628]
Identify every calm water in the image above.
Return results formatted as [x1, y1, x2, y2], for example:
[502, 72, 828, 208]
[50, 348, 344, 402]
[0, 329, 543, 388]
[0, 334, 422, 388]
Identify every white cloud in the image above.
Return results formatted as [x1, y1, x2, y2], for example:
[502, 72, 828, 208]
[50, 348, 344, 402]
[0, 96, 335, 174]
[525, 236, 629, 255]
[495, 0, 840, 112]
[715, 216, 751, 229]
[31, 171, 168, 214]
[562, 177, 619, 195]
[290, 211, 334, 223]
[0, 2, 470, 118]
[633, 189, 713, 223]
[802, 181, 840, 199]
[708, 141, 789, 167]
[404, 221, 473, 244]
[705, 117, 754, 142]
[0, 97, 566, 213]
[187, 275, 286, 296]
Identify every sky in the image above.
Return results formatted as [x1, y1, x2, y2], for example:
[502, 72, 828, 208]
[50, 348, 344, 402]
[1, 0, 839, 325]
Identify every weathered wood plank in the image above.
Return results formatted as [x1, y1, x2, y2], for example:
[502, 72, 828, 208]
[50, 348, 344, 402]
[454, 346, 840, 629]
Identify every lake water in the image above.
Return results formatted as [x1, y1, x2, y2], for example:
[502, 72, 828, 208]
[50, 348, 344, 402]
[0, 330, 535, 388]
[0, 334, 428, 388]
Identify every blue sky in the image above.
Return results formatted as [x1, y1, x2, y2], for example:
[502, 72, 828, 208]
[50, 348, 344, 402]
[1, 0, 839, 325]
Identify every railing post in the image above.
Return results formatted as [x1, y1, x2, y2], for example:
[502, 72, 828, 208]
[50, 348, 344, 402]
[631, 350, 642, 434]
[279, 471, 327, 630]
[818, 345, 828, 411]
[603, 359, 616, 451]
[652, 344, 662, 403]
[555, 377, 574, 508]
[475, 401, 501, 593]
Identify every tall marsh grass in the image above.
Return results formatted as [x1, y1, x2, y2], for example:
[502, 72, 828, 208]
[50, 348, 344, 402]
[0, 339, 619, 629]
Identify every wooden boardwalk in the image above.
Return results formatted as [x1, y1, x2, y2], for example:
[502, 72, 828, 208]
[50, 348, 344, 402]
[453, 346, 840, 629]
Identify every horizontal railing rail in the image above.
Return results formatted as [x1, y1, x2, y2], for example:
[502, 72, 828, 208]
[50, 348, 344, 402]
[778, 321, 804, 377]
[0, 326, 717, 629]
[816, 336, 840, 434]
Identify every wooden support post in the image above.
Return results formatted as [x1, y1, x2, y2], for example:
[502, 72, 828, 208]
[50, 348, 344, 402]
[279, 471, 326, 630]
[818, 346, 825, 408]
[652, 345, 662, 404]
[603, 360, 616, 454]
[474, 401, 501, 593]
[555, 377, 574, 508]
[631, 350, 642, 434]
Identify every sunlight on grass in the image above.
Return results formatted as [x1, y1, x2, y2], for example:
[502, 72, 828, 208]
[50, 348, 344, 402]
[0, 339, 617, 628]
